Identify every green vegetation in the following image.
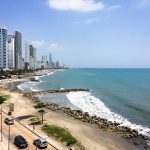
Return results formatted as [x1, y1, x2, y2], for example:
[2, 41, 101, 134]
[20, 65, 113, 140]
[29, 117, 41, 122]
[33, 102, 46, 109]
[0, 94, 10, 104]
[29, 117, 42, 125]
[42, 124, 77, 146]
[0, 69, 35, 79]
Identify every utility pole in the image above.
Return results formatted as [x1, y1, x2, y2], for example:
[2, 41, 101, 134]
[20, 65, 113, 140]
[38, 109, 44, 124]
[8, 124, 10, 150]
[0, 107, 2, 142]
[42, 109, 43, 124]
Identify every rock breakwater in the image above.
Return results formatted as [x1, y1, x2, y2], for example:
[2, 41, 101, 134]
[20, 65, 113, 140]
[23, 88, 89, 95]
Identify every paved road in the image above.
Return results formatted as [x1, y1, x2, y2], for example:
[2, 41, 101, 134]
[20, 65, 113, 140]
[0, 111, 57, 150]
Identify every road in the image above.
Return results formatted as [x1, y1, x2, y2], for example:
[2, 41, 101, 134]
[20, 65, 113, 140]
[0, 110, 58, 150]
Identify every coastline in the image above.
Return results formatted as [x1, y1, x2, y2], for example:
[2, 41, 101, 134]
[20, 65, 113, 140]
[1, 69, 150, 150]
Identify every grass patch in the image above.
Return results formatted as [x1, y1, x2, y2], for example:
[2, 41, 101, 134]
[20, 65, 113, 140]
[0, 93, 10, 104]
[42, 124, 77, 146]
[29, 117, 41, 122]
[29, 117, 42, 125]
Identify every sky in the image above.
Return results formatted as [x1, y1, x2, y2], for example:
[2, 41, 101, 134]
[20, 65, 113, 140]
[0, 0, 150, 68]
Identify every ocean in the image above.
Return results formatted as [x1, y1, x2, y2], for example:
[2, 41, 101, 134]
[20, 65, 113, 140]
[18, 68, 150, 137]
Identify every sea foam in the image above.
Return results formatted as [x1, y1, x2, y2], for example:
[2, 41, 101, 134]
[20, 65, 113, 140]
[66, 91, 150, 137]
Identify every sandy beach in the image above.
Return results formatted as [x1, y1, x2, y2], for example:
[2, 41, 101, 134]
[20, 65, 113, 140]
[0, 70, 147, 150]
[1, 89, 142, 150]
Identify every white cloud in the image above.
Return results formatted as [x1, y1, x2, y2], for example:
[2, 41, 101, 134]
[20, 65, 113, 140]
[48, 43, 63, 49]
[107, 4, 121, 11]
[139, 0, 150, 7]
[75, 17, 100, 24]
[31, 40, 44, 48]
[48, 0, 105, 12]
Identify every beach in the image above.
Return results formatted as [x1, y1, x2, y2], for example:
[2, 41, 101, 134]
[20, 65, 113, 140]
[0, 69, 149, 150]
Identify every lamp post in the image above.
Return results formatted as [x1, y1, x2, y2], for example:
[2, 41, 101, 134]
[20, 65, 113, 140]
[8, 124, 10, 150]
[0, 107, 2, 142]
[36, 145, 38, 150]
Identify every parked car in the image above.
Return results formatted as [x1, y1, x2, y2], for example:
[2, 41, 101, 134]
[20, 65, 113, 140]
[33, 137, 48, 148]
[4, 117, 14, 125]
[14, 135, 28, 149]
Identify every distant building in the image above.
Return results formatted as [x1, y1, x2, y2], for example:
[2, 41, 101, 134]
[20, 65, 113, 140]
[14, 31, 22, 69]
[25, 41, 30, 65]
[49, 53, 52, 68]
[40, 61, 48, 69]
[29, 45, 36, 69]
[36, 61, 41, 69]
[42, 55, 47, 62]
[21, 58, 25, 69]
[62, 64, 69, 69]
[51, 61, 56, 69]
[0, 27, 8, 69]
[56, 61, 59, 68]
[25, 41, 37, 69]
[7, 35, 15, 69]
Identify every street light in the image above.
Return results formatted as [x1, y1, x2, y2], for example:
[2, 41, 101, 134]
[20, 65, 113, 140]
[36, 145, 38, 150]
[8, 124, 10, 150]
[0, 107, 2, 142]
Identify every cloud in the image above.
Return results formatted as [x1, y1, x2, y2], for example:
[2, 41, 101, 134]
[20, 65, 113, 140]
[107, 4, 121, 11]
[75, 17, 100, 24]
[138, 0, 150, 7]
[31, 40, 44, 48]
[48, 0, 105, 12]
[48, 43, 63, 49]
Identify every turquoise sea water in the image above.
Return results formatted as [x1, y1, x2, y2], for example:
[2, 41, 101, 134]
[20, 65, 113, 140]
[18, 68, 150, 136]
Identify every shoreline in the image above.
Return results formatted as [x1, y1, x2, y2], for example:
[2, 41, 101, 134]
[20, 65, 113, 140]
[2, 69, 150, 150]
[0, 84, 143, 150]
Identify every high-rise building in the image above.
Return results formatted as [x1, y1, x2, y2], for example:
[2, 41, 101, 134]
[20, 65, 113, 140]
[29, 45, 36, 69]
[7, 35, 15, 69]
[56, 61, 59, 69]
[25, 41, 37, 70]
[0, 27, 8, 69]
[25, 41, 30, 63]
[42, 55, 47, 62]
[14, 31, 22, 69]
[49, 53, 52, 68]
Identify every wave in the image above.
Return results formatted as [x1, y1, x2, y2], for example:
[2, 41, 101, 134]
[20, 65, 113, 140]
[66, 91, 150, 137]
[81, 73, 95, 76]
[17, 71, 56, 92]
[17, 84, 25, 91]
[30, 87, 40, 92]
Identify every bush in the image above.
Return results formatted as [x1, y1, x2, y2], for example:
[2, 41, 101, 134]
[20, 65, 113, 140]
[33, 103, 46, 109]
[0, 95, 6, 104]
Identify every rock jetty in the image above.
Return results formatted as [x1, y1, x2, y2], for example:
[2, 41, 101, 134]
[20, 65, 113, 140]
[23, 88, 89, 95]
[30, 77, 39, 82]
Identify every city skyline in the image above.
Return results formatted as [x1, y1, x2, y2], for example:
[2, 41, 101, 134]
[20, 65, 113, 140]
[0, 0, 150, 68]
[0, 26, 65, 70]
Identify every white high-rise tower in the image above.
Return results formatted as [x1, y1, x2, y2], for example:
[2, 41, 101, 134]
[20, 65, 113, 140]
[49, 53, 52, 68]
[7, 35, 15, 69]
[0, 27, 8, 69]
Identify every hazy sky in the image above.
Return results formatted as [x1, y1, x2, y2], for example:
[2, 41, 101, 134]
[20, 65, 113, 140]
[0, 0, 150, 68]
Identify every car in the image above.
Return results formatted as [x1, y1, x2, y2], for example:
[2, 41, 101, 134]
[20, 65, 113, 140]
[14, 135, 28, 149]
[4, 117, 14, 125]
[33, 137, 48, 148]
